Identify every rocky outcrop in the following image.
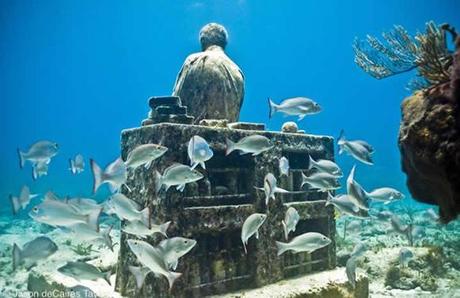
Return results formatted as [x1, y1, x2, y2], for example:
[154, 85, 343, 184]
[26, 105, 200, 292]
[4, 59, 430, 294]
[398, 37, 460, 223]
[172, 23, 244, 123]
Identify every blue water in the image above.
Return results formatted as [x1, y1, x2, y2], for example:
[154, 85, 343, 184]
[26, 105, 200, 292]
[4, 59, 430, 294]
[1, 1, 459, 209]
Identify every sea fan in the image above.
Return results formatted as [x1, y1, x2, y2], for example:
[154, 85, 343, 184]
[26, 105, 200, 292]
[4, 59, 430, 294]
[353, 21, 455, 90]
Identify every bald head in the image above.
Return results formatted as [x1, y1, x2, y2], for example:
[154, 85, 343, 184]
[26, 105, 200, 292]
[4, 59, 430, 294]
[199, 23, 228, 51]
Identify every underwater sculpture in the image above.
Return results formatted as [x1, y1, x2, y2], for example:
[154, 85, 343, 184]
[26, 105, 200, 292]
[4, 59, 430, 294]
[354, 21, 460, 222]
[172, 23, 245, 123]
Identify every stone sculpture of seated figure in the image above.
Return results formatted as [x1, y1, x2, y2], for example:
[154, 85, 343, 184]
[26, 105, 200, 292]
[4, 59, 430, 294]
[172, 23, 245, 123]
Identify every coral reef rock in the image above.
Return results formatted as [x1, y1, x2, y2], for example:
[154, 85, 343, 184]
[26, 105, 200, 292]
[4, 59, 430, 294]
[172, 23, 244, 123]
[398, 37, 460, 223]
[282, 121, 299, 133]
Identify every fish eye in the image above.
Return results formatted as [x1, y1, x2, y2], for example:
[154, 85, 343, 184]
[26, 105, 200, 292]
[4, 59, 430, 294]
[33, 207, 38, 212]
[184, 240, 188, 244]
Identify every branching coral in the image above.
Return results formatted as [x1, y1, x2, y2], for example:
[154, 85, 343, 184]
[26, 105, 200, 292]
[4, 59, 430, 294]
[353, 21, 456, 90]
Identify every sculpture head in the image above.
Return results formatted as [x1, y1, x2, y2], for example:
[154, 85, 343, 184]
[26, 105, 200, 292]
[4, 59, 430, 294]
[199, 23, 228, 51]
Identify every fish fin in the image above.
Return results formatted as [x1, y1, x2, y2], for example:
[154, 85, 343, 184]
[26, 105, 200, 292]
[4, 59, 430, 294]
[10, 195, 21, 215]
[275, 241, 288, 256]
[253, 186, 264, 192]
[225, 138, 235, 156]
[242, 239, 247, 254]
[140, 206, 151, 228]
[104, 271, 112, 286]
[200, 162, 206, 170]
[300, 172, 309, 187]
[268, 97, 277, 119]
[252, 151, 261, 156]
[274, 187, 289, 194]
[44, 191, 59, 201]
[282, 220, 288, 241]
[352, 205, 360, 213]
[176, 184, 186, 192]
[86, 207, 103, 232]
[12, 243, 22, 271]
[190, 162, 198, 170]
[255, 230, 259, 239]
[90, 159, 104, 194]
[144, 160, 153, 170]
[108, 182, 119, 194]
[17, 148, 25, 169]
[297, 114, 306, 121]
[32, 167, 37, 181]
[171, 260, 178, 271]
[128, 266, 149, 289]
[154, 170, 162, 194]
[159, 221, 171, 237]
[166, 271, 182, 290]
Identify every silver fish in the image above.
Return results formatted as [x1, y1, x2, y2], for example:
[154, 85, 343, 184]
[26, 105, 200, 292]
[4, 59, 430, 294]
[325, 193, 362, 217]
[158, 237, 197, 270]
[367, 187, 405, 204]
[256, 173, 289, 205]
[125, 143, 168, 169]
[69, 223, 114, 251]
[389, 214, 409, 235]
[29, 193, 102, 230]
[12, 236, 58, 270]
[279, 156, 290, 176]
[346, 256, 357, 289]
[241, 213, 267, 254]
[32, 160, 49, 180]
[308, 155, 343, 177]
[90, 157, 127, 193]
[374, 210, 394, 221]
[225, 135, 273, 156]
[301, 171, 340, 192]
[122, 220, 170, 239]
[158, 163, 204, 192]
[399, 247, 414, 267]
[338, 131, 374, 165]
[346, 220, 362, 233]
[10, 185, 39, 215]
[128, 265, 151, 289]
[282, 207, 300, 240]
[58, 261, 111, 285]
[268, 97, 321, 121]
[188, 135, 213, 170]
[276, 232, 331, 256]
[346, 166, 370, 210]
[17, 140, 59, 169]
[69, 154, 85, 174]
[350, 242, 367, 258]
[425, 208, 440, 221]
[109, 193, 150, 227]
[127, 239, 182, 290]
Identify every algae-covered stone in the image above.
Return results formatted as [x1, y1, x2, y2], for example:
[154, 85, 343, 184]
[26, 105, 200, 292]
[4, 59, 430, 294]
[172, 23, 244, 123]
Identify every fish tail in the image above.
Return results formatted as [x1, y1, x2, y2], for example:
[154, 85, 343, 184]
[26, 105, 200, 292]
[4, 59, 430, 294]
[282, 220, 289, 241]
[140, 206, 151, 228]
[69, 158, 75, 174]
[325, 192, 333, 206]
[86, 207, 103, 232]
[166, 271, 182, 290]
[10, 195, 21, 215]
[103, 271, 112, 286]
[12, 243, 22, 271]
[268, 97, 277, 119]
[154, 170, 163, 194]
[300, 172, 309, 187]
[160, 221, 171, 238]
[17, 148, 25, 169]
[128, 266, 148, 289]
[308, 155, 316, 170]
[225, 138, 235, 156]
[276, 241, 288, 256]
[90, 159, 104, 194]
[337, 130, 345, 154]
